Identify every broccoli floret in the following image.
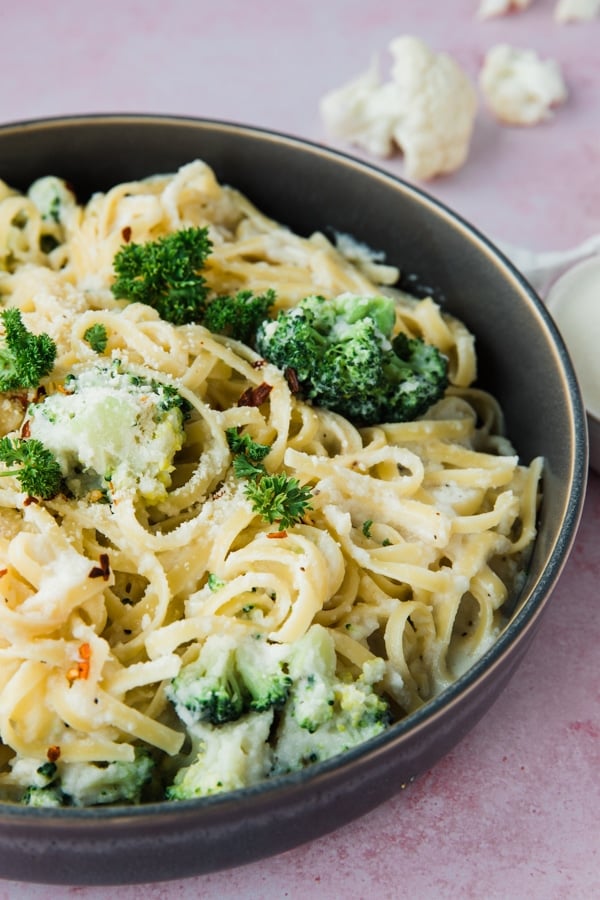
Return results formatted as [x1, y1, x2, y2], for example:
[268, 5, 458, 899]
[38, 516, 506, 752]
[20, 760, 64, 807]
[285, 624, 338, 732]
[236, 635, 292, 712]
[59, 754, 154, 806]
[203, 289, 275, 344]
[111, 227, 213, 325]
[164, 626, 392, 799]
[255, 293, 448, 425]
[166, 712, 273, 800]
[271, 625, 391, 774]
[167, 634, 246, 726]
[0, 307, 57, 392]
[19, 752, 154, 807]
[22, 784, 66, 808]
[388, 330, 450, 422]
[168, 633, 293, 727]
[26, 361, 187, 502]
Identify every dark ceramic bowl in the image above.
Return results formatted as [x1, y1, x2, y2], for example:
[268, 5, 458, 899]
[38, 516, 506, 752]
[0, 115, 588, 886]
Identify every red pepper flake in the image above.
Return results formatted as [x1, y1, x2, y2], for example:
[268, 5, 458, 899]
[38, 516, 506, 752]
[0, 568, 7, 578]
[67, 643, 91, 682]
[121, 226, 132, 243]
[284, 367, 301, 394]
[252, 359, 267, 370]
[267, 530, 288, 539]
[20, 420, 31, 439]
[23, 496, 39, 506]
[88, 552, 110, 581]
[47, 745, 61, 763]
[238, 382, 272, 408]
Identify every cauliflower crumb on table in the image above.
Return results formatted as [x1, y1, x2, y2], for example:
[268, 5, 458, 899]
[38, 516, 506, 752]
[479, 44, 568, 125]
[554, 0, 600, 22]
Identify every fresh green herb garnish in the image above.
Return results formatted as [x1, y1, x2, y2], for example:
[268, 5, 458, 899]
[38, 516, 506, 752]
[207, 573, 226, 592]
[243, 473, 313, 531]
[0, 308, 57, 391]
[226, 426, 312, 530]
[153, 382, 192, 419]
[0, 437, 63, 498]
[225, 428, 270, 462]
[362, 519, 373, 538]
[83, 323, 108, 354]
[111, 227, 213, 325]
[232, 455, 268, 480]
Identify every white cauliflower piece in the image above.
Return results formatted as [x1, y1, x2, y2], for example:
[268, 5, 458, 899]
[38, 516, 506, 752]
[480, 45, 568, 125]
[27, 362, 187, 503]
[319, 58, 394, 158]
[478, 0, 533, 19]
[320, 36, 477, 180]
[555, 0, 600, 22]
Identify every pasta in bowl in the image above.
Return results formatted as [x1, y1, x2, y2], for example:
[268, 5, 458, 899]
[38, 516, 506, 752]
[0, 116, 586, 884]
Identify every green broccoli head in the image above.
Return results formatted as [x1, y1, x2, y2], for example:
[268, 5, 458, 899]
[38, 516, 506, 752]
[59, 753, 155, 806]
[272, 625, 391, 774]
[168, 633, 292, 726]
[164, 625, 393, 797]
[255, 293, 448, 425]
[202, 289, 276, 345]
[22, 784, 66, 808]
[20, 752, 154, 807]
[285, 623, 338, 732]
[166, 712, 274, 800]
[235, 635, 292, 712]
[167, 634, 246, 726]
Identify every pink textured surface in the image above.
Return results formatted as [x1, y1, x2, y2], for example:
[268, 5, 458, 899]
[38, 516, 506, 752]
[0, 1, 598, 896]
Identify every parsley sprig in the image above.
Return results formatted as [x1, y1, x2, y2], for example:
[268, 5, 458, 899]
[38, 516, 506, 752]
[243, 473, 314, 531]
[83, 323, 108, 353]
[0, 308, 57, 391]
[111, 227, 213, 325]
[0, 437, 63, 499]
[225, 427, 313, 530]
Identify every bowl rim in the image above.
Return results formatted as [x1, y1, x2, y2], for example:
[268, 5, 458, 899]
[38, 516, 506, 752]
[0, 112, 589, 825]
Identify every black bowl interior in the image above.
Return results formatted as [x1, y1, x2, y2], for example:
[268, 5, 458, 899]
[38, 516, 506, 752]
[0, 115, 588, 885]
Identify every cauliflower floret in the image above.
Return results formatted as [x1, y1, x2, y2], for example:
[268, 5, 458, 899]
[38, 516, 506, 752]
[27, 361, 187, 503]
[480, 45, 568, 125]
[477, 0, 532, 18]
[320, 36, 477, 180]
[319, 58, 392, 158]
[554, 0, 600, 21]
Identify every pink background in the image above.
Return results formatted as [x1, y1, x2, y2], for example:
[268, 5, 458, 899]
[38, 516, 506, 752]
[1, 1, 598, 897]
